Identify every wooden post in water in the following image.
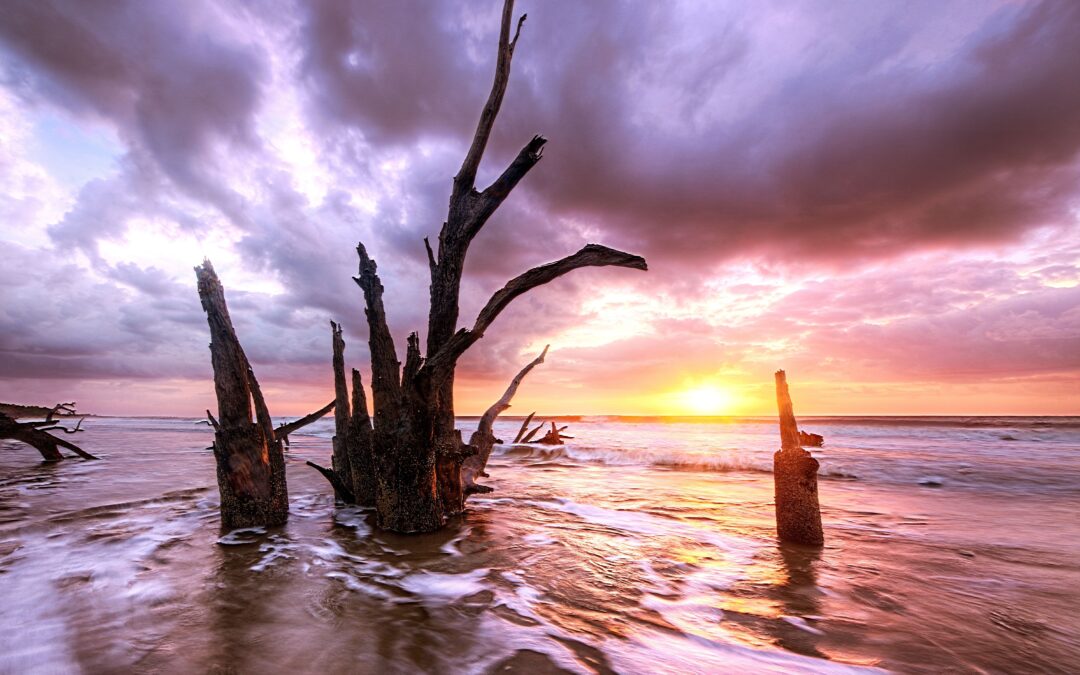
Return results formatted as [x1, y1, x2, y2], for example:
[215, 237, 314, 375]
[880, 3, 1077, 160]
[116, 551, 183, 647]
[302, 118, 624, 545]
[774, 370, 824, 545]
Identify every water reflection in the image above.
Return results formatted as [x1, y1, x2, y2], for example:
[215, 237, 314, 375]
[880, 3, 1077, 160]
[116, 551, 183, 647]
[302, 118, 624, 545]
[773, 542, 825, 658]
[203, 535, 290, 673]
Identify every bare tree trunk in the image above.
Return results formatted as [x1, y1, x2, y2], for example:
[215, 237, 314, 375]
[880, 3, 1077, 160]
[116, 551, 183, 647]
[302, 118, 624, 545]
[773, 370, 824, 546]
[195, 261, 334, 529]
[309, 323, 378, 506]
[462, 346, 548, 494]
[348, 368, 377, 505]
[329, 321, 354, 502]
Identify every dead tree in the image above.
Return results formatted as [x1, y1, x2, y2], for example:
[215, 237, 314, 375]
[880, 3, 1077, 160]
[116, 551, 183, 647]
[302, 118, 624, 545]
[773, 370, 824, 546]
[195, 261, 335, 529]
[460, 345, 548, 494]
[343, 0, 647, 532]
[0, 402, 97, 461]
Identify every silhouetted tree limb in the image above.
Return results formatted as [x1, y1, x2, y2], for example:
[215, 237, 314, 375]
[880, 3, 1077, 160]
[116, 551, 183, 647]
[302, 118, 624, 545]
[0, 410, 97, 461]
[425, 245, 647, 387]
[512, 412, 536, 444]
[275, 400, 335, 443]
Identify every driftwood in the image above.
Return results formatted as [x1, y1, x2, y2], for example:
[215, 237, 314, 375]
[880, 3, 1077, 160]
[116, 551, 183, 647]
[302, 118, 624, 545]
[336, 0, 646, 533]
[0, 403, 97, 461]
[461, 345, 548, 494]
[520, 422, 546, 443]
[773, 370, 824, 546]
[531, 422, 573, 445]
[195, 261, 335, 529]
[799, 430, 824, 447]
[511, 412, 536, 444]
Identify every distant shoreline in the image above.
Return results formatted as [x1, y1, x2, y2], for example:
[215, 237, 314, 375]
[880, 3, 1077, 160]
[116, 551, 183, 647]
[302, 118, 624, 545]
[80, 413, 1080, 428]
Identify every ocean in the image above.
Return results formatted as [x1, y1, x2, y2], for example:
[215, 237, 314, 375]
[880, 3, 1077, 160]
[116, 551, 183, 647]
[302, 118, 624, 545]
[1, 415, 1078, 673]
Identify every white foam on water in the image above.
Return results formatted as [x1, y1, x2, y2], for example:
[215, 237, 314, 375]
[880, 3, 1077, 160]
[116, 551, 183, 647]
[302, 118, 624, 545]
[440, 526, 472, 556]
[526, 498, 759, 564]
[782, 615, 826, 635]
[494, 570, 547, 621]
[332, 506, 373, 538]
[217, 527, 267, 545]
[522, 533, 557, 546]
[397, 568, 491, 604]
[251, 535, 298, 572]
[0, 502, 203, 673]
[601, 626, 881, 674]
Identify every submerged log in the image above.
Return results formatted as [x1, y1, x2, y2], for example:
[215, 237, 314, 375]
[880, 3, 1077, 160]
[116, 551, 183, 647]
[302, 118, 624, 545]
[0, 404, 98, 461]
[773, 370, 824, 546]
[195, 261, 334, 529]
[462, 345, 548, 495]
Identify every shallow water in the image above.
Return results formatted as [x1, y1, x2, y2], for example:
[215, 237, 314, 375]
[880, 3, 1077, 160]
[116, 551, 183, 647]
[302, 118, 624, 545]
[2, 416, 1079, 673]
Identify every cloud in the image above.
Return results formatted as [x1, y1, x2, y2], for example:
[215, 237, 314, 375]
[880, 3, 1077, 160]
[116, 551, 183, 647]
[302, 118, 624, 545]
[1, 0, 1078, 414]
[0, 0, 266, 226]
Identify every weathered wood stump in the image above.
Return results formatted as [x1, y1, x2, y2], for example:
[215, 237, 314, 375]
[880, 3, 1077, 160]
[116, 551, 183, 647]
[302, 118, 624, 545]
[774, 370, 824, 545]
[196, 261, 334, 529]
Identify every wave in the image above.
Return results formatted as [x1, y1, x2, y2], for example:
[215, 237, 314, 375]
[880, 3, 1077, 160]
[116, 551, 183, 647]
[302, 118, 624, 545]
[490, 443, 858, 479]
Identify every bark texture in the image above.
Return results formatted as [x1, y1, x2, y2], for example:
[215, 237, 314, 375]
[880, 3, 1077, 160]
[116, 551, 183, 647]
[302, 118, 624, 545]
[773, 370, 824, 546]
[195, 261, 334, 529]
[331, 0, 648, 532]
[308, 322, 377, 506]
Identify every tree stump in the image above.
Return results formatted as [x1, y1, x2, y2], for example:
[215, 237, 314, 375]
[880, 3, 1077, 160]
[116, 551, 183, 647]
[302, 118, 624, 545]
[773, 370, 824, 546]
[195, 261, 334, 529]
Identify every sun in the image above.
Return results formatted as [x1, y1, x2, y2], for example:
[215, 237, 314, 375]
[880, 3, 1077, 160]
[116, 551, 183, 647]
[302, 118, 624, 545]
[676, 384, 736, 415]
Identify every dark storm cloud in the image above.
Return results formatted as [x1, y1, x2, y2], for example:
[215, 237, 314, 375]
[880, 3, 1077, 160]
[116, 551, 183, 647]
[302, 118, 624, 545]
[301, 0, 1080, 265]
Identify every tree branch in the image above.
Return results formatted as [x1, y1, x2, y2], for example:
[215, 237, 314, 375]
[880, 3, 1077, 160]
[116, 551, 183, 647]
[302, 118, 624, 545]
[37, 417, 84, 434]
[476, 345, 547, 440]
[425, 245, 647, 385]
[45, 402, 77, 423]
[1, 412, 98, 460]
[424, 236, 438, 279]
[353, 242, 402, 417]
[512, 412, 536, 444]
[468, 135, 547, 239]
[274, 400, 335, 442]
[453, 0, 525, 199]
[306, 461, 356, 504]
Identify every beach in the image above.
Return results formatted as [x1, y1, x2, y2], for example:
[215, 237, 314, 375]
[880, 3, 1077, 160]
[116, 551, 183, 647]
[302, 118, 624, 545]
[2, 415, 1078, 673]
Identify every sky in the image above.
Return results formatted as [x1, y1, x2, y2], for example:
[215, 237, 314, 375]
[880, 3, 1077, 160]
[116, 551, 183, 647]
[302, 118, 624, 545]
[0, 0, 1078, 417]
